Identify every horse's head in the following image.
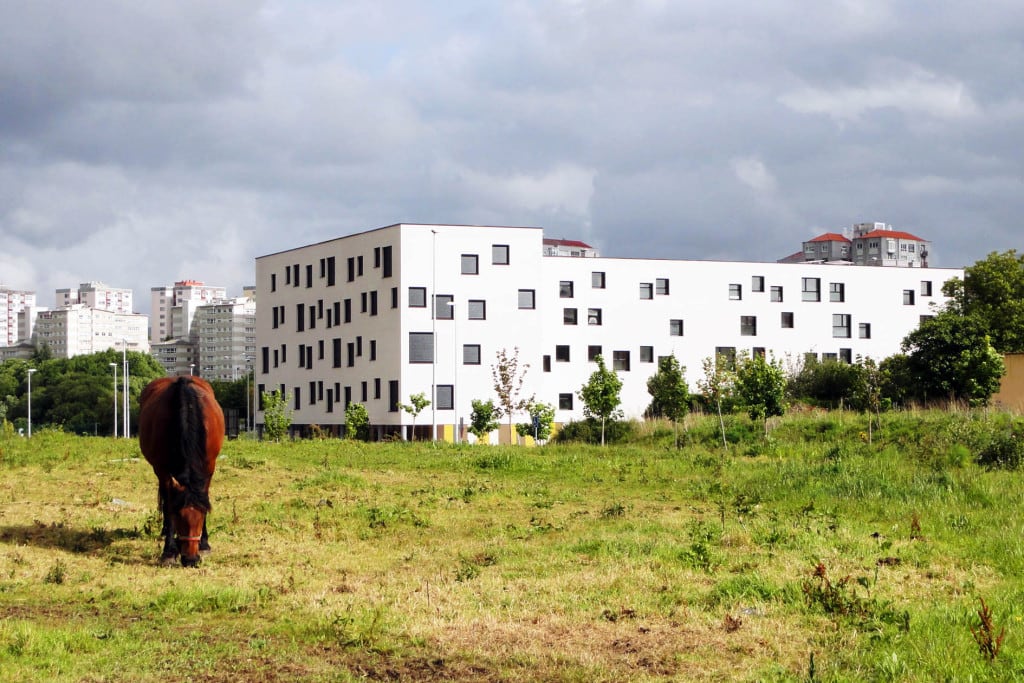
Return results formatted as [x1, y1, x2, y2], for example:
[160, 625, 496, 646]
[168, 475, 210, 567]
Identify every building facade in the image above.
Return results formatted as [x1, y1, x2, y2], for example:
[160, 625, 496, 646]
[150, 280, 228, 343]
[56, 282, 133, 314]
[194, 297, 257, 381]
[788, 222, 930, 267]
[0, 287, 36, 347]
[254, 223, 963, 441]
[33, 305, 149, 358]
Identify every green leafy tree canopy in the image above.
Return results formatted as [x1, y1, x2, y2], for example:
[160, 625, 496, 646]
[577, 354, 623, 446]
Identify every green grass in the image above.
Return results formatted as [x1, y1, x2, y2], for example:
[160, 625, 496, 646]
[2, 411, 1024, 680]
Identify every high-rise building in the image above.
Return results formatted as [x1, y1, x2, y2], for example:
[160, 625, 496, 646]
[0, 286, 36, 346]
[194, 297, 257, 381]
[33, 305, 149, 358]
[56, 282, 133, 314]
[150, 280, 227, 343]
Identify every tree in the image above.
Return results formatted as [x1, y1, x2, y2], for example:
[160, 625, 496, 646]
[398, 392, 430, 440]
[491, 347, 532, 443]
[851, 356, 883, 444]
[577, 354, 622, 446]
[944, 250, 1024, 353]
[697, 354, 737, 448]
[261, 390, 293, 441]
[646, 354, 690, 448]
[468, 399, 500, 443]
[787, 356, 863, 409]
[344, 402, 370, 441]
[516, 400, 555, 443]
[734, 352, 787, 436]
[901, 311, 1005, 406]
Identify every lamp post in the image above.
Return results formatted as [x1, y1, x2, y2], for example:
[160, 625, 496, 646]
[109, 362, 118, 437]
[189, 363, 195, 376]
[122, 338, 129, 438]
[448, 300, 458, 444]
[431, 228, 437, 442]
[243, 355, 253, 433]
[27, 368, 36, 438]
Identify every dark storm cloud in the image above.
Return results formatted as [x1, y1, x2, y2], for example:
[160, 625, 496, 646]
[1, 1, 1022, 313]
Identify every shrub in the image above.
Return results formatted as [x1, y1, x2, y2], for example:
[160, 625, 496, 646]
[554, 418, 638, 444]
[344, 403, 370, 441]
[975, 420, 1024, 469]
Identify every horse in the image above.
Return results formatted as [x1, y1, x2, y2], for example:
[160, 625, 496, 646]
[138, 376, 225, 567]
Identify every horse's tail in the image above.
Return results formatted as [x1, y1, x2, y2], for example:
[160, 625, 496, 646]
[172, 377, 212, 512]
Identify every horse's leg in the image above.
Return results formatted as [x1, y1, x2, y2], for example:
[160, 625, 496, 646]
[159, 485, 179, 565]
[199, 517, 211, 555]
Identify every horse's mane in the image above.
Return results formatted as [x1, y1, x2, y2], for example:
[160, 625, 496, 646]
[168, 378, 212, 513]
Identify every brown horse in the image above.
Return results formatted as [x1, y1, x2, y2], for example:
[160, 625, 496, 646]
[138, 376, 224, 567]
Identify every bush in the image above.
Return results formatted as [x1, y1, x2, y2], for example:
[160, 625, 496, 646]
[976, 420, 1024, 469]
[554, 418, 638, 444]
[344, 403, 370, 441]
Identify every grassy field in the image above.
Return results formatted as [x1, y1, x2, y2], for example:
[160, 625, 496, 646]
[2, 411, 1024, 681]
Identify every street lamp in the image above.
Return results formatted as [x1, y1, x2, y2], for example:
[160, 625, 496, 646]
[189, 363, 195, 376]
[448, 300, 458, 444]
[243, 355, 253, 433]
[122, 338, 129, 438]
[431, 228, 437, 442]
[109, 362, 118, 437]
[27, 368, 36, 438]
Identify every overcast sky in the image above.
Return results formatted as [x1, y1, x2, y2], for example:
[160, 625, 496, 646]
[2, 1, 1022, 314]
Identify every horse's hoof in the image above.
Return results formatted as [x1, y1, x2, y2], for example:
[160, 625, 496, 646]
[160, 555, 178, 567]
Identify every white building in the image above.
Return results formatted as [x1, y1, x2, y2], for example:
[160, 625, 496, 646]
[194, 296, 257, 380]
[56, 282, 133, 314]
[150, 280, 227, 343]
[33, 305, 149, 359]
[254, 223, 963, 441]
[0, 287, 36, 346]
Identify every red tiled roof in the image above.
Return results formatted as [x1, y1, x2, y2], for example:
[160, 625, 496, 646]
[543, 238, 593, 249]
[807, 232, 850, 243]
[855, 229, 927, 242]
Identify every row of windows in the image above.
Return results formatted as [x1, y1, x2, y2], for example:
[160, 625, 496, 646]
[272, 289, 400, 331]
[726, 277, 934, 304]
[460, 244, 511, 274]
[270, 246, 395, 292]
[261, 336, 378, 374]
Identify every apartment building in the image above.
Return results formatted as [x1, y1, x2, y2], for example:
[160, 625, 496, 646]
[787, 222, 930, 267]
[254, 223, 963, 441]
[56, 282, 133, 314]
[0, 287, 35, 346]
[150, 280, 227, 343]
[193, 296, 257, 380]
[33, 304, 149, 358]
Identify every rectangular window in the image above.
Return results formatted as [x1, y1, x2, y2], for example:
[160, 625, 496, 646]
[360, 292, 367, 313]
[560, 281, 574, 298]
[370, 339, 377, 361]
[639, 283, 653, 300]
[356, 336, 363, 357]
[612, 350, 630, 372]
[306, 264, 313, 288]
[326, 257, 336, 286]
[461, 254, 479, 275]
[729, 284, 742, 300]
[543, 355, 551, 372]
[309, 381, 316, 405]
[272, 306, 279, 329]
[344, 386, 352, 408]
[344, 299, 352, 323]
[361, 381, 367, 403]
[435, 294, 454, 319]
[670, 319, 684, 336]
[752, 276, 765, 293]
[558, 393, 573, 410]
[374, 247, 381, 268]
[802, 277, 821, 302]
[468, 299, 486, 320]
[588, 345, 602, 361]
[347, 257, 355, 282]
[592, 271, 606, 289]
[823, 352, 838, 361]
[781, 312, 794, 328]
[715, 347, 737, 370]
[492, 244, 510, 265]
[555, 345, 570, 362]
[382, 245, 393, 278]
[436, 385, 454, 410]
[374, 378, 381, 400]
[261, 346, 269, 374]
[463, 344, 481, 365]
[640, 346, 654, 363]
[296, 303, 305, 332]
[753, 347, 766, 359]
[409, 332, 433, 363]
[333, 301, 340, 325]
[357, 255, 364, 277]
[294, 388, 301, 410]
[839, 348, 853, 364]
[292, 264, 299, 286]
[333, 338, 342, 368]
[656, 278, 670, 295]
[741, 316, 757, 336]
[270, 273, 277, 292]
[347, 342, 355, 367]
[369, 290, 378, 316]
[903, 289, 915, 305]
[921, 280, 932, 296]
[859, 323, 872, 339]
[285, 267, 290, 285]
[391, 286, 398, 309]
[587, 308, 602, 325]
[409, 287, 427, 307]
[389, 380, 399, 412]
[830, 282, 845, 302]
[770, 286, 783, 302]
[833, 314, 852, 338]
[518, 289, 536, 309]
[563, 308, 578, 325]
[309, 305, 316, 329]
